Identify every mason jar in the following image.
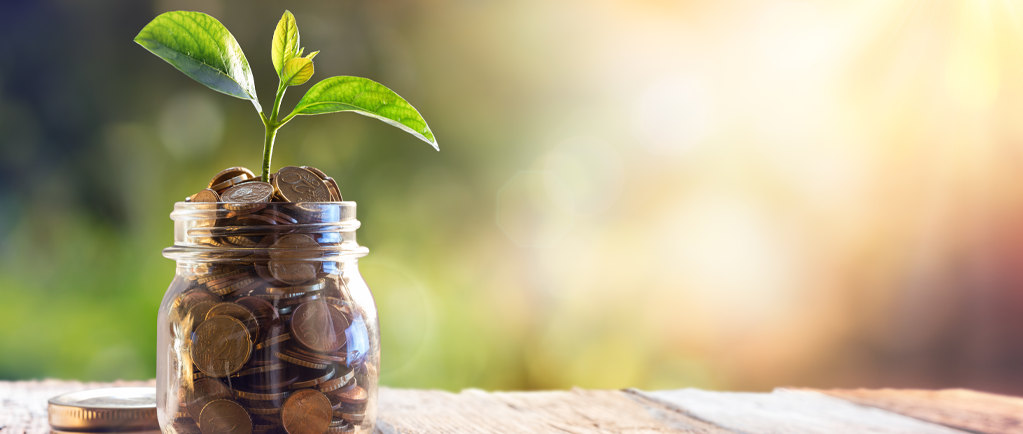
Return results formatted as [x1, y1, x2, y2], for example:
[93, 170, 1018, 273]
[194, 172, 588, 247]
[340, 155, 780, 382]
[158, 202, 379, 434]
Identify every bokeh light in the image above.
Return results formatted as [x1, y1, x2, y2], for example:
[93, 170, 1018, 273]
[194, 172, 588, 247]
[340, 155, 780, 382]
[2, 0, 1023, 395]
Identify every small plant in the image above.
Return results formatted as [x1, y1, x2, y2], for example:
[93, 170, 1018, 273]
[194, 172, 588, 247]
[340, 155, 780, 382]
[135, 10, 437, 182]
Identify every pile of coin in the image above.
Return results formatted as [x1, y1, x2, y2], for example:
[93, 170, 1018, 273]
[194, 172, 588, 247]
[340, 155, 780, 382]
[187, 166, 342, 204]
[166, 166, 370, 434]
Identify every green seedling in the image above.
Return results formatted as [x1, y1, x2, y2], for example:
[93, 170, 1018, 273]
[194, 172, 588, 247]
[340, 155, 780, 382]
[135, 10, 437, 181]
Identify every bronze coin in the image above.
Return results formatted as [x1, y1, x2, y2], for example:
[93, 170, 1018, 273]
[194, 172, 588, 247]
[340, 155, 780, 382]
[299, 166, 329, 180]
[209, 167, 256, 189]
[281, 389, 333, 434]
[290, 300, 348, 353]
[199, 399, 253, 434]
[269, 261, 317, 285]
[323, 178, 342, 202]
[268, 234, 319, 257]
[209, 277, 261, 297]
[231, 363, 286, 378]
[273, 166, 333, 202]
[192, 316, 252, 377]
[192, 189, 220, 203]
[195, 269, 247, 285]
[203, 272, 253, 290]
[222, 182, 275, 203]
[234, 389, 291, 401]
[186, 378, 232, 421]
[274, 351, 330, 370]
[326, 422, 356, 434]
[289, 367, 336, 389]
[235, 296, 281, 329]
[248, 372, 301, 391]
[332, 385, 367, 405]
[317, 374, 354, 394]
[259, 208, 299, 224]
[338, 412, 365, 424]
[266, 279, 326, 296]
[211, 174, 255, 193]
[288, 344, 348, 364]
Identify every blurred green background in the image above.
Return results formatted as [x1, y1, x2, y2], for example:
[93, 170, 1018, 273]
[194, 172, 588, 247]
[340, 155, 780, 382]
[4, 0, 1023, 394]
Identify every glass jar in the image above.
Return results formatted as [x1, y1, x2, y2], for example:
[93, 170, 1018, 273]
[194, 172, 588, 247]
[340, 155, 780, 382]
[158, 202, 378, 434]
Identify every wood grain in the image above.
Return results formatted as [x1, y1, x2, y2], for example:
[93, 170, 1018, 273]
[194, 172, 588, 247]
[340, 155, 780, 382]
[635, 388, 970, 434]
[377, 387, 731, 434]
[1, 381, 1020, 434]
[820, 388, 1023, 434]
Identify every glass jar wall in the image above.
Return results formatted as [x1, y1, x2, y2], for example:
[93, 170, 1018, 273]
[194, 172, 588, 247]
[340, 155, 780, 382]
[159, 202, 378, 434]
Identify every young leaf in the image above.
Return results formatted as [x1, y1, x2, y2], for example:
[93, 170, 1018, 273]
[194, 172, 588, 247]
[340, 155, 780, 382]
[272, 10, 300, 77]
[135, 11, 260, 111]
[290, 76, 438, 149]
[281, 57, 314, 87]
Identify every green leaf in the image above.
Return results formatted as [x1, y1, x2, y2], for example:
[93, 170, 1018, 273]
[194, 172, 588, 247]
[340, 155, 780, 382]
[290, 76, 438, 149]
[135, 11, 260, 111]
[281, 58, 314, 87]
[272, 10, 300, 77]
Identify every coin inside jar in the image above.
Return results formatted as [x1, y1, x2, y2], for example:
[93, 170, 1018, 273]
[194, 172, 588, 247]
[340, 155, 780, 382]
[191, 316, 253, 377]
[199, 399, 253, 434]
[290, 300, 348, 353]
[186, 378, 233, 420]
[268, 234, 321, 284]
[205, 302, 260, 337]
[281, 389, 333, 434]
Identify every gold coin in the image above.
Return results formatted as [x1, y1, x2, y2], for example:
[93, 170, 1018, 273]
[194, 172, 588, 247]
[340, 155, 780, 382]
[233, 389, 291, 401]
[192, 316, 252, 377]
[199, 399, 253, 434]
[209, 167, 256, 189]
[222, 182, 274, 203]
[274, 351, 329, 369]
[273, 166, 333, 202]
[231, 363, 286, 378]
[281, 389, 333, 434]
[185, 378, 232, 421]
[206, 302, 259, 337]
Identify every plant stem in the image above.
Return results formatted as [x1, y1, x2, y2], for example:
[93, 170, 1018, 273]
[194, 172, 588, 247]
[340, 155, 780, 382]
[260, 124, 278, 182]
[260, 82, 290, 182]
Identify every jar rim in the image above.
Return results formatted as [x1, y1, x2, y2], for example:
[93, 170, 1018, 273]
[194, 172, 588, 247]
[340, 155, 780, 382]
[165, 201, 368, 262]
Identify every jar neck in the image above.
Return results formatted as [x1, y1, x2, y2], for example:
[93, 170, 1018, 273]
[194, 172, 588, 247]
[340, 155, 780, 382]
[163, 202, 368, 263]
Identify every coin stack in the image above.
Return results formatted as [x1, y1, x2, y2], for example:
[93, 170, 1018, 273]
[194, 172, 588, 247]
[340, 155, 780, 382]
[166, 166, 369, 434]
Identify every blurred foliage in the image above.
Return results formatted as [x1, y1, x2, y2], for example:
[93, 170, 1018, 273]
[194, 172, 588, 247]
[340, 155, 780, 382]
[4, 0, 1023, 395]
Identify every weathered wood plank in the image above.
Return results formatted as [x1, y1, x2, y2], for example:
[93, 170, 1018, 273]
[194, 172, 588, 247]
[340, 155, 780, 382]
[635, 388, 970, 434]
[2, 381, 1019, 434]
[377, 387, 732, 434]
[820, 388, 1023, 434]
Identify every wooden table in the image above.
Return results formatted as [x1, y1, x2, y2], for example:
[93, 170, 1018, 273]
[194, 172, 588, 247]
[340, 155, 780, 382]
[2, 380, 1021, 433]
